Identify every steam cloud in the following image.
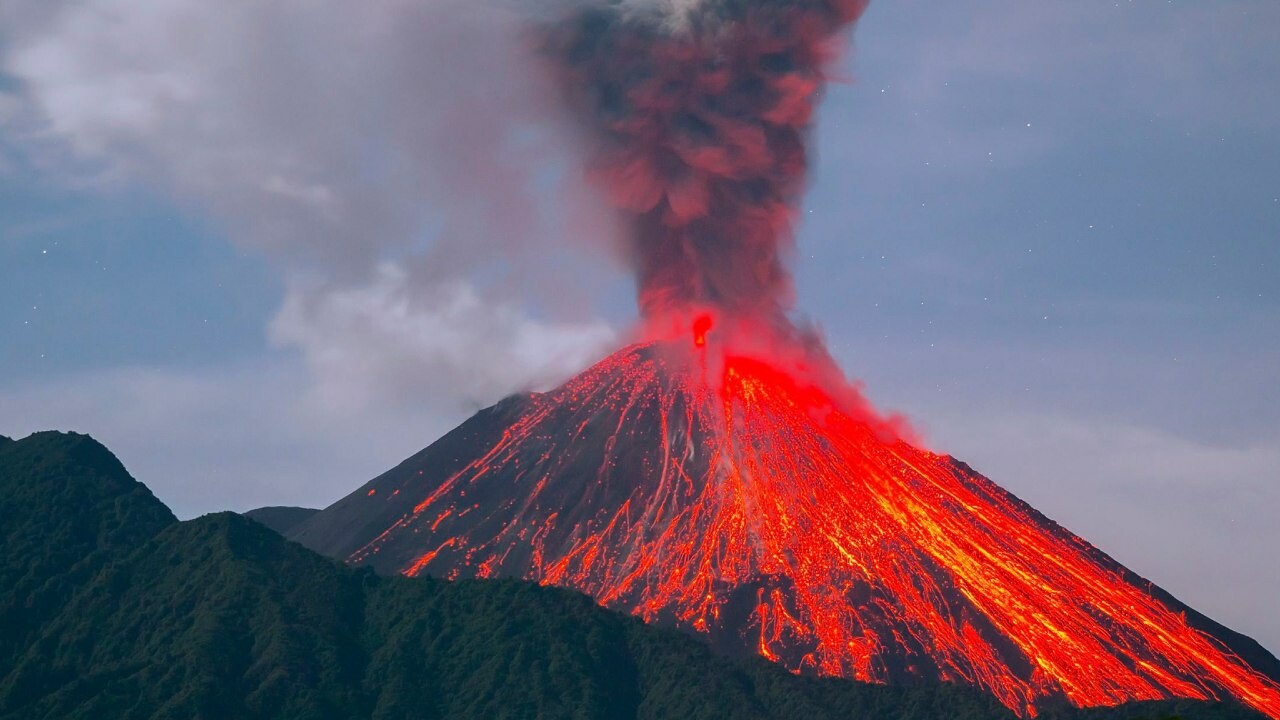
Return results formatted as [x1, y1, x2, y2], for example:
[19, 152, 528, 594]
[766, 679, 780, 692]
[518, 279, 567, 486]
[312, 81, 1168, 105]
[548, 0, 869, 319]
[1, 0, 620, 412]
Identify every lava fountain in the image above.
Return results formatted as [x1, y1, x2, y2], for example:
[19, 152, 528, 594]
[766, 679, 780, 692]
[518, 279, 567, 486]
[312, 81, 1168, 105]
[288, 1, 1280, 717]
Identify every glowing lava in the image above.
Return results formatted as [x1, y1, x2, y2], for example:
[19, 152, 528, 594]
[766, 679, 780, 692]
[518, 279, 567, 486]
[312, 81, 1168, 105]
[314, 327, 1280, 719]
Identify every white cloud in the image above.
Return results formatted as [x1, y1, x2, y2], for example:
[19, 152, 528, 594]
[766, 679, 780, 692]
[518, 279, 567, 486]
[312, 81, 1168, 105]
[3, 0, 617, 267]
[2, 0, 624, 415]
[0, 0, 625, 521]
[270, 264, 616, 414]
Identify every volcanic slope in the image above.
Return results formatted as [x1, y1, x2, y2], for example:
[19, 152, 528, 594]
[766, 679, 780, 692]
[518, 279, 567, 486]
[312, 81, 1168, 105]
[288, 340, 1280, 719]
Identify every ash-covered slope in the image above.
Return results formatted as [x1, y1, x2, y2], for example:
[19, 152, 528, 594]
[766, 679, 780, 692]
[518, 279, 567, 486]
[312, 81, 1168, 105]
[288, 341, 1280, 718]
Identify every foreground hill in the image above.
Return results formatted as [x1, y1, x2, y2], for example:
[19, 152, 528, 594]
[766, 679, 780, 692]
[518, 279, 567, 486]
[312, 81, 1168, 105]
[0, 432, 1265, 719]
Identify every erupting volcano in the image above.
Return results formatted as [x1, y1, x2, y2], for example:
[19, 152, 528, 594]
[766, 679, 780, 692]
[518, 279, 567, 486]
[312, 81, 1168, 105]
[291, 324, 1280, 717]
[289, 1, 1280, 717]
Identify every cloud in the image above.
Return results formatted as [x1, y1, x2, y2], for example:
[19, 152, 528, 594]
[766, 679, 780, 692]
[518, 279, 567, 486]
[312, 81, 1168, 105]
[2, 0, 623, 409]
[3, 0, 617, 267]
[270, 264, 616, 414]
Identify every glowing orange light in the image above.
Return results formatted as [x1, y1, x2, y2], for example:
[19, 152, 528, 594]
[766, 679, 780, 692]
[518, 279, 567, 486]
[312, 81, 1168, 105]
[692, 313, 712, 347]
[348, 330, 1280, 719]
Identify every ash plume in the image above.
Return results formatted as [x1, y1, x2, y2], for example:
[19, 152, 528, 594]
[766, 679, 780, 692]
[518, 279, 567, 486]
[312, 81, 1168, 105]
[547, 0, 869, 320]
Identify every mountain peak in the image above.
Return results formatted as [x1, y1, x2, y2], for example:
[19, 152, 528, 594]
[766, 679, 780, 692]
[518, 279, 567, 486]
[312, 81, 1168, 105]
[290, 339, 1280, 718]
[0, 430, 176, 547]
[0, 430, 177, 674]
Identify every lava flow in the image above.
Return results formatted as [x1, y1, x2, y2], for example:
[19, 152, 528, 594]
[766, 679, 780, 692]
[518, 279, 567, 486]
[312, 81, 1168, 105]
[290, 317, 1280, 718]
[286, 0, 1280, 716]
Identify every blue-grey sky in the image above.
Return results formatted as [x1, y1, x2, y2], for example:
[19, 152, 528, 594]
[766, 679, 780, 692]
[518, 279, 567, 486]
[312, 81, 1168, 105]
[2, 0, 1277, 654]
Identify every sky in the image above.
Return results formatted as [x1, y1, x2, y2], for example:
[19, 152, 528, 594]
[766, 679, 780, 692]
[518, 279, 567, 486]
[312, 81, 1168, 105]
[1, 0, 1277, 654]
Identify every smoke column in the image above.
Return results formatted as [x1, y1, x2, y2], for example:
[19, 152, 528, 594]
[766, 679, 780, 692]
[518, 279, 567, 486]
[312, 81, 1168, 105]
[547, 0, 869, 321]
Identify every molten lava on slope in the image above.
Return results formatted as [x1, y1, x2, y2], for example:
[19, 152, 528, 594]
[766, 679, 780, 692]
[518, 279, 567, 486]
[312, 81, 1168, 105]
[290, 318, 1280, 718]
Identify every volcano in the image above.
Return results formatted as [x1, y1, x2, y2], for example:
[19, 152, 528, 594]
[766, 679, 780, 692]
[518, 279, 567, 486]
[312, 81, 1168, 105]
[288, 321, 1280, 718]
[287, 0, 1278, 715]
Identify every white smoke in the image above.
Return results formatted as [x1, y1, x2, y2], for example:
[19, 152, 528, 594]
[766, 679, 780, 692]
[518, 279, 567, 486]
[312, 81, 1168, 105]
[271, 265, 615, 414]
[2, 0, 622, 406]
